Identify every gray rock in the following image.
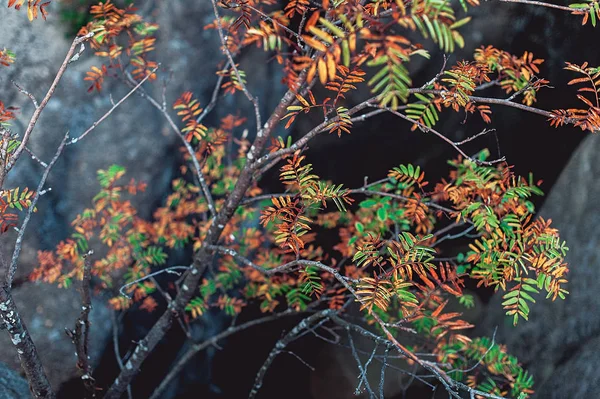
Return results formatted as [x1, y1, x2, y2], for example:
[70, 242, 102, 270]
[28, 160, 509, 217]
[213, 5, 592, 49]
[0, 362, 30, 399]
[0, 0, 283, 391]
[0, 281, 111, 395]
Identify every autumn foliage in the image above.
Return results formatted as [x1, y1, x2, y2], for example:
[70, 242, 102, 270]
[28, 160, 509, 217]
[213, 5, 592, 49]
[0, 0, 598, 398]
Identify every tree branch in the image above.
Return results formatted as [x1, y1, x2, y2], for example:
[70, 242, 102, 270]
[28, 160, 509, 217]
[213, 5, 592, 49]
[110, 310, 133, 399]
[68, 66, 159, 146]
[248, 309, 336, 399]
[149, 308, 302, 399]
[5, 131, 69, 288]
[121, 72, 218, 219]
[498, 0, 575, 12]
[0, 287, 55, 398]
[68, 250, 95, 396]
[3, 33, 92, 180]
[103, 70, 305, 399]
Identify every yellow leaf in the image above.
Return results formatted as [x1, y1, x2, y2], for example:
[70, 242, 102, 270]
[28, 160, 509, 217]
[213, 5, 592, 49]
[309, 26, 334, 44]
[318, 58, 327, 84]
[326, 53, 336, 81]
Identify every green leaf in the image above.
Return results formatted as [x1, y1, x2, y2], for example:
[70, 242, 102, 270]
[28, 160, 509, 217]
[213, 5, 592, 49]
[360, 199, 378, 208]
[377, 207, 388, 222]
[355, 222, 364, 234]
[450, 17, 471, 30]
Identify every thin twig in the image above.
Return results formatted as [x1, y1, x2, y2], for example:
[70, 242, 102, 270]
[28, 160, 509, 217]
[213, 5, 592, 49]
[210, 0, 262, 135]
[6, 131, 69, 287]
[379, 346, 390, 399]
[148, 309, 302, 399]
[432, 221, 467, 238]
[435, 225, 477, 245]
[5, 33, 93, 175]
[498, 0, 575, 12]
[206, 245, 358, 283]
[248, 309, 336, 399]
[12, 80, 39, 108]
[119, 266, 190, 298]
[281, 350, 315, 370]
[68, 66, 159, 145]
[382, 107, 506, 166]
[348, 330, 377, 398]
[420, 54, 448, 89]
[110, 311, 132, 399]
[350, 188, 456, 215]
[121, 73, 218, 219]
[454, 128, 496, 146]
[474, 79, 501, 91]
[350, 108, 388, 123]
[448, 327, 498, 374]
[22, 146, 48, 168]
[196, 60, 231, 123]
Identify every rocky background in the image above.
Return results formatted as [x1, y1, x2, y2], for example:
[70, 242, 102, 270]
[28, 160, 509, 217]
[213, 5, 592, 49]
[0, 0, 284, 396]
[0, 0, 598, 398]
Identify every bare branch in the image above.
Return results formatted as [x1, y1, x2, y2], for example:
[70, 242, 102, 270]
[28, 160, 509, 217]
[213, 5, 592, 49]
[4, 32, 93, 177]
[0, 287, 55, 398]
[210, 0, 262, 135]
[149, 309, 302, 399]
[350, 188, 456, 215]
[454, 128, 496, 146]
[12, 80, 39, 109]
[111, 310, 133, 399]
[435, 225, 477, 245]
[498, 0, 575, 12]
[379, 346, 390, 399]
[206, 245, 358, 283]
[67, 250, 95, 396]
[348, 330, 377, 398]
[68, 66, 159, 145]
[0, 248, 54, 398]
[381, 107, 506, 166]
[196, 60, 231, 124]
[119, 266, 190, 298]
[121, 72, 218, 219]
[248, 309, 336, 399]
[6, 131, 69, 288]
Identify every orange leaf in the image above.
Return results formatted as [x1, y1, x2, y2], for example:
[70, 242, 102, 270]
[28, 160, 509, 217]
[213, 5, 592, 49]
[431, 300, 448, 318]
[318, 58, 327, 84]
[326, 53, 336, 82]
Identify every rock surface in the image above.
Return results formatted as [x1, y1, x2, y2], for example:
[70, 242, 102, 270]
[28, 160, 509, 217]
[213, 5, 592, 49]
[0, 0, 283, 391]
[0, 361, 30, 399]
